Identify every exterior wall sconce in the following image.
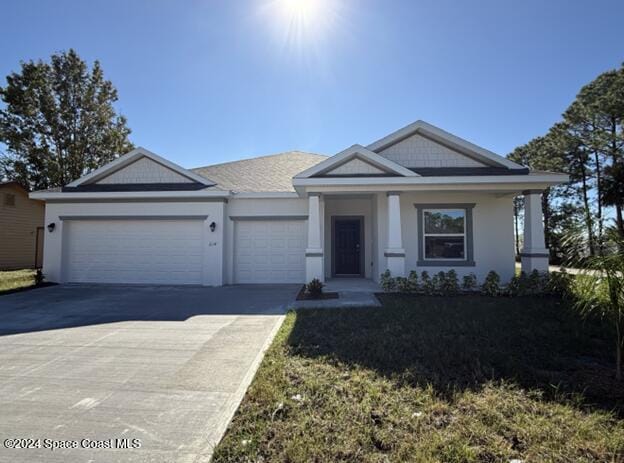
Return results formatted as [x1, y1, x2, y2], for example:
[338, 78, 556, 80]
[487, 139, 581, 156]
[47, 222, 56, 233]
[209, 222, 216, 232]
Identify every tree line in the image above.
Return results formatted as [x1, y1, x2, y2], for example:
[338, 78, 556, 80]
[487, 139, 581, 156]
[508, 64, 624, 262]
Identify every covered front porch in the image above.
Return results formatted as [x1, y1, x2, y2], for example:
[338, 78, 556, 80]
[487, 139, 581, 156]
[304, 189, 550, 285]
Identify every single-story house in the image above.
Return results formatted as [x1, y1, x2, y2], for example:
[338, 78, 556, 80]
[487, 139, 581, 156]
[30, 120, 568, 286]
[1, 181, 45, 270]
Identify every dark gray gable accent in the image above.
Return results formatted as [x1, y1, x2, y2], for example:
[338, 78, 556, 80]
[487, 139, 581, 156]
[414, 203, 476, 267]
[410, 167, 529, 177]
[62, 183, 207, 192]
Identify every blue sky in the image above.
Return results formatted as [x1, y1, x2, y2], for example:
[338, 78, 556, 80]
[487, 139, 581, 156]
[1, 0, 622, 168]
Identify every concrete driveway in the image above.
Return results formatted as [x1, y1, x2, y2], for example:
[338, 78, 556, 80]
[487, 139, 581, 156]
[0, 284, 297, 463]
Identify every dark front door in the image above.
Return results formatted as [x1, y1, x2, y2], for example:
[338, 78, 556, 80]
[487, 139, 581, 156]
[334, 218, 362, 276]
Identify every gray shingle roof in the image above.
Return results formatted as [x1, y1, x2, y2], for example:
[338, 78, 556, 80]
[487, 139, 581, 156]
[192, 151, 328, 193]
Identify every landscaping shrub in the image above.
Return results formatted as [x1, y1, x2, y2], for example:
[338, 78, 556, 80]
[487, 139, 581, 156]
[380, 269, 396, 292]
[462, 272, 478, 291]
[481, 270, 500, 296]
[546, 268, 573, 298]
[395, 276, 410, 292]
[431, 272, 443, 295]
[421, 271, 434, 295]
[441, 269, 459, 295]
[528, 269, 545, 294]
[507, 271, 530, 297]
[306, 278, 324, 298]
[407, 270, 419, 293]
[34, 269, 44, 286]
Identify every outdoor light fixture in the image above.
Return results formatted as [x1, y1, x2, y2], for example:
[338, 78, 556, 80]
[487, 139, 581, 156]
[47, 222, 56, 233]
[210, 222, 216, 232]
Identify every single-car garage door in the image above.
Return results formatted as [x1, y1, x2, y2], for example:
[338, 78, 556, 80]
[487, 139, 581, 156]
[234, 220, 306, 284]
[65, 219, 204, 285]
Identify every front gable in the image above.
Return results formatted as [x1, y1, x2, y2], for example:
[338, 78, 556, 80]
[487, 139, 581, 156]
[64, 147, 215, 191]
[96, 156, 194, 184]
[378, 133, 487, 168]
[368, 120, 524, 171]
[294, 145, 417, 179]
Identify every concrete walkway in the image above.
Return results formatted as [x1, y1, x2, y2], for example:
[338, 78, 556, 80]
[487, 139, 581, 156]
[0, 284, 298, 463]
[293, 278, 381, 309]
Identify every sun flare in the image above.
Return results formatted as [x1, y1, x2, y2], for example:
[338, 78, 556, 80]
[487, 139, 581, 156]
[263, 0, 342, 49]
[278, 0, 325, 24]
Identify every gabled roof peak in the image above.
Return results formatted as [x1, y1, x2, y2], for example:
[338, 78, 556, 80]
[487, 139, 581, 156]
[367, 120, 523, 170]
[294, 144, 418, 179]
[66, 147, 215, 187]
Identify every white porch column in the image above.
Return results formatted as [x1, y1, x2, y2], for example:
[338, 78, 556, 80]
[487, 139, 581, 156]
[305, 193, 324, 282]
[384, 191, 405, 277]
[521, 190, 549, 273]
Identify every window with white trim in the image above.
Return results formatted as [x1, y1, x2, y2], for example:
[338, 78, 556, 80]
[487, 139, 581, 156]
[423, 209, 466, 260]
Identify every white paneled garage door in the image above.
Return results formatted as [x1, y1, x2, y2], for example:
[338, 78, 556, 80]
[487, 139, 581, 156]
[64, 219, 204, 285]
[234, 220, 306, 284]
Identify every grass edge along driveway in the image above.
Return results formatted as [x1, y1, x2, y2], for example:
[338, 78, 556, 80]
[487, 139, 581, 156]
[0, 269, 36, 294]
[213, 295, 624, 463]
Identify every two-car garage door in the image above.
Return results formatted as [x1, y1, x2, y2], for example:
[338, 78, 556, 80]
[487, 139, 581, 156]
[65, 219, 204, 285]
[234, 220, 306, 284]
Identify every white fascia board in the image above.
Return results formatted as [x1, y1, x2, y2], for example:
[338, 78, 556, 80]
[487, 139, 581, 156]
[29, 189, 231, 201]
[294, 144, 418, 178]
[366, 120, 523, 170]
[292, 172, 568, 188]
[66, 147, 215, 187]
[231, 192, 300, 198]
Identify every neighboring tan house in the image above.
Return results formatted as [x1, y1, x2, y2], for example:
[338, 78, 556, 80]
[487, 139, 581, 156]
[0, 182, 45, 270]
[31, 120, 568, 286]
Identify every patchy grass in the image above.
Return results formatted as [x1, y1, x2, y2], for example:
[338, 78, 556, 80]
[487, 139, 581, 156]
[0, 269, 36, 294]
[213, 296, 624, 462]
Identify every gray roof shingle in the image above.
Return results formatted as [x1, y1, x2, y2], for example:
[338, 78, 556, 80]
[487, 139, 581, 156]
[192, 151, 327, 193]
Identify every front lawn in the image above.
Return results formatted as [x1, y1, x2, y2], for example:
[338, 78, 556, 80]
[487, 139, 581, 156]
[213, 295, 624, 462]
[0, 269, 37, 294]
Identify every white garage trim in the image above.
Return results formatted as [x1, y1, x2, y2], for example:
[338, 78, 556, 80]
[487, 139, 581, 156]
[229, 215, 308, 221]
[60, 215, 209, 221]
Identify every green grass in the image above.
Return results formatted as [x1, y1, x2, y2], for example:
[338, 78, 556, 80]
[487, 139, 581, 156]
[213, 295, 624, 462]
[0, 269, 36, 294]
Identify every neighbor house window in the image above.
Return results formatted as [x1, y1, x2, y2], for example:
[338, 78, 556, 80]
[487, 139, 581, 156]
[4, 193, 15, 207]
[423, 209, 465, 260]
[415, 203, 475, 266]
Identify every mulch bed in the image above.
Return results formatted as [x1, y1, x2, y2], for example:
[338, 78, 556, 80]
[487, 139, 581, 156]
[296, 285, 339, 301]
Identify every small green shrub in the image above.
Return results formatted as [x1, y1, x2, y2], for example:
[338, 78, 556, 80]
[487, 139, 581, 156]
[421, 271, 434, 296]
[407, 270, 419, 293]
[507, 271, 529, 297]
[432, 272, 443, 295]
[306, 278, 324, 298]
[528, 269, 543, 294]
[35, 269, 44, 286]
[395, 276, 410, 292]
[481, 271, 500, 296]
[462, 273, 478, 291]
[380, 270, 396, 292]
[441, 269, 460, 295]
[546, 269, 573, 298]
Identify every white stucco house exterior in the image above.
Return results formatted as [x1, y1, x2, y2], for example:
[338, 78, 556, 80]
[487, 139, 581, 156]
[31, 120, 568, 287]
